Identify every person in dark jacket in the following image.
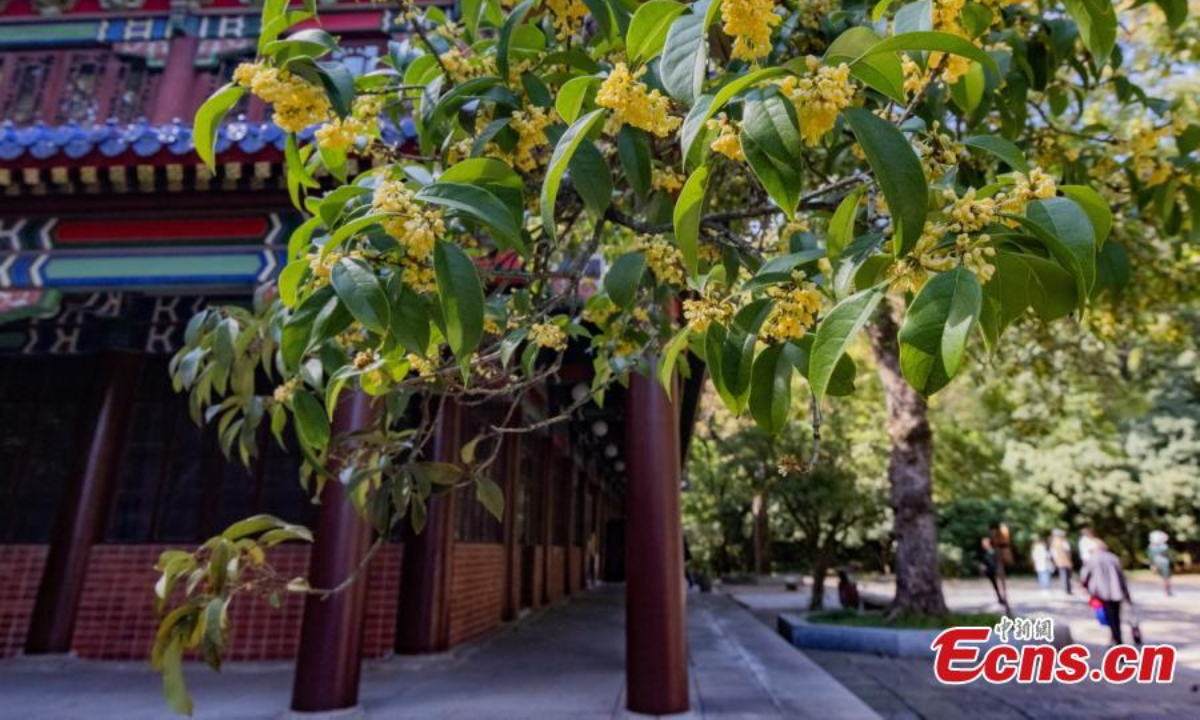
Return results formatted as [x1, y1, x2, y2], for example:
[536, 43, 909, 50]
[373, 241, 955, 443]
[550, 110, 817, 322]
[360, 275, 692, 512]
[1081, 541, 1132, 645]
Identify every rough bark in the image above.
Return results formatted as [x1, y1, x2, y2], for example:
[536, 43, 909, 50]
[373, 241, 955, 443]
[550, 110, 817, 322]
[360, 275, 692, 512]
[868, 303, 949, 616]
[809, 561, 828, 611]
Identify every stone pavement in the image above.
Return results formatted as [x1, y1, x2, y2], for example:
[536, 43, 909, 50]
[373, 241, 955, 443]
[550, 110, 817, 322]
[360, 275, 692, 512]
[0, 585, 876, 719]
[728, 574, 1200, 719]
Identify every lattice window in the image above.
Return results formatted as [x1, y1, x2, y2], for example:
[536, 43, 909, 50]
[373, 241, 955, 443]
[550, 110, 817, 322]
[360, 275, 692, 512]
[107, 55, 162, 123]
[55, 51, 111, 125]
[0, 53, 57, 126]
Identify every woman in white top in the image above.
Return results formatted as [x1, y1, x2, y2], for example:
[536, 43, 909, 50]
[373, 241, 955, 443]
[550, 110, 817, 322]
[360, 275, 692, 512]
[1031, 538, 1054, 590]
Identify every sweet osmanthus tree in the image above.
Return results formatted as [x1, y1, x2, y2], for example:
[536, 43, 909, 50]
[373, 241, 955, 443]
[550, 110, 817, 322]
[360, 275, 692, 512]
[153, 0, 1194, 709]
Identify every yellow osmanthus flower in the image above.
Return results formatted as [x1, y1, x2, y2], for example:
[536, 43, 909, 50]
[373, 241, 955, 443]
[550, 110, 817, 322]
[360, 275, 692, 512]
[707, 114, 745, 161]
[315, 116, 367, 152]
[403, 261, 439, 294]
[597, 64, 682, 138]
[272, 377, 301, 405]
[583, 296, 619, 325]
[636, 236, 686, 286]
[887, 225, 956, 293]
[406, 353, 437, 378]
[510, 107, 555, 172]
[373, 180, 445, 260]
[651, 167, 687, 193]
[721, 0, 781, 62]
[930, 0, 974, 84]
[352, 94, 385, 121]
[546, 0, 589, 40]
[993, 167, 1058, 220]
[683, 295, 734, 332]
[233, 62, 331, 133]
[946, 188, 998, 232]
[529, 322, 569, 351]
[780, 58, 855, 147]
[901, 54, 928, 98]
[957, 233, 997, 283]
[761, 271, 822, 343]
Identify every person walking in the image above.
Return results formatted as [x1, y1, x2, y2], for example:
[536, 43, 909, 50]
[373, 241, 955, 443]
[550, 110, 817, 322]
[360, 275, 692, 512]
[1082, 540, 1133, 645]
[1148, 530, 1173, 596]
[980, 537, 1010, 614]
[1031, 537, 1054, 590]
[1078, 528, 1099, 566]
[1050, 529, 1074, 594]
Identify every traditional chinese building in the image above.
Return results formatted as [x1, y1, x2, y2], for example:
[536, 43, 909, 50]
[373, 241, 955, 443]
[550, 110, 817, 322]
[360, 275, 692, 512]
[0, 0, 695, 714]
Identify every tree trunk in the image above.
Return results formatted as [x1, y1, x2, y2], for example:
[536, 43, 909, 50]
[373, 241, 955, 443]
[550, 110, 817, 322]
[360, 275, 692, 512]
[809, 560, 828, 611]
[751, 492, 768, 576]
[868, 303, 948, 616]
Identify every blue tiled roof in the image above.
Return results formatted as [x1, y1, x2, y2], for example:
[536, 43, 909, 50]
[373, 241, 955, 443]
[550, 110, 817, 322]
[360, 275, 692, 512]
[0, 116, 418, 163]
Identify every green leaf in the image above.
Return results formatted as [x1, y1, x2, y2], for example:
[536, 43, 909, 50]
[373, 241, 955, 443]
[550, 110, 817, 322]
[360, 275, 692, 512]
[987, 250, 1077, 333]
[843, 108, 927, 257]
[627, 0, 689, 64]
[791, 335, 857, 396]
[556, 75, 601, 124]
[568, 140, 614, 216]
[416, 182, 524, 251]
[1018, 197, 1097, 300]
[828, 27, 906, 103]
[541, 109, 607, 242]
[618, 126, 652, 200]
[434, 241, 485, 362]
[293, 390, 331, 450]
[673, 164, 710, 277]
[740, 88, 805, 219]
[278, 260, 307, 307]
[193, 83, 245, 170]
[221, 514, 287, 541]
[1059, 185, 1112, 245]
[265, 28, 338, 62]
[659, 9, 709, 105]
[1094, 240, 1131, 296]
[949, 62, 985, 113]
[331, 257, 390, 333]
[475, 477, 506, 520]
[859, 31, 999, 75]
[680, 67, 787, 162]
[439, 157, 525, 227]
[1062, 0, 1118, 64]
[161, 636, 193, 716]
[605, 252, 647, 309]
[498, 0, 540, 82]
[962, 135, 1029, 173]
[810, 288, 884, 401]
[720, 299, 773, 411]
[315, 61, 356, 118]
[658, 326, 691, 394]
[827, 186, 865, 260]
[749, 343, 801, 434]
[387, 276, 432, 355]
[898, 266, 981, 394]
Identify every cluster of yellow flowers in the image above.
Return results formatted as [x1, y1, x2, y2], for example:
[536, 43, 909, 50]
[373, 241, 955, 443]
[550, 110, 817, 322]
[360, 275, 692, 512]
[529, 322, 569, 351]
[373, 179, 446, 261]
[947, 188, 998, 232]
[352, 350, 378, 370]
[597, 64, 682, 138]
[636, 236, 686, 286]
[406, 353, 437, 378]
[761, 271, 822, 342]
[1124, 119, 1174, 187]
[352, 94, 385, 121]
[930, 0, 973, 83]
[707, 114, 745, 161]
[651, 167, 687, 193]
[887, 228, 956, 293]
[956, 232, 998, 283]
[439, 48, 482, 84]
[582, 296, 619, 325]
[233, 62, 331, 133]
[721, 0, 781, 62]
[780, 58, 855, 147]
[546, 0, 589, 41]
[901, 55, 928, 99]
[683, 295, 734, 332]
[272, 376, 301, 405]
[308, 250, 341, 282]
[315, 116, 368, 151]
[913, 122, 962, 181]
[510, 107, 556, 172]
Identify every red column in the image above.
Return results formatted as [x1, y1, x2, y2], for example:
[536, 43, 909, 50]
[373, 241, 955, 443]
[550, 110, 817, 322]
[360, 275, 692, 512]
[290, 391, 379, 712]
[625, 364, 689, 714]
[150, 36, 200, 124]
[26, 351, 142, 654]
[396, 400, 459, 654]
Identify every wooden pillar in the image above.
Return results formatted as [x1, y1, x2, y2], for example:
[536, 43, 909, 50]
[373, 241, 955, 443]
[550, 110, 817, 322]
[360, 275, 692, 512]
[26, 351, 142, 654]
[564, 461, 576, 596]
[625, 364, 688, 714]
[150, 36, 200, 124]
[501, 433, 521, 621]
[396, 399, 459, 654]
[291, 391, 379, 713]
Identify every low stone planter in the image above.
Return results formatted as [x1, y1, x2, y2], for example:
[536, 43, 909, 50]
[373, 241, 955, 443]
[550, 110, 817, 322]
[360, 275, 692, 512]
[777, 613, 1073, 659]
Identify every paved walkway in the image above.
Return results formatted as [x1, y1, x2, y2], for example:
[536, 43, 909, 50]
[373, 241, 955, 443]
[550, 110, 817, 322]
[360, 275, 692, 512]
[729, 575, 1200, 719]
[0, 586, 876, 719]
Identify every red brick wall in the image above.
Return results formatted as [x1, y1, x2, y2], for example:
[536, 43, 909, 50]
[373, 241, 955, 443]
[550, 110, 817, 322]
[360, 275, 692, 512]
[65, 544, 400, 660]
[0, 545, 47, 658]
[447, 543, 505, 646]
[568, 547, 583, 594]
[547, 547, 565, 604]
